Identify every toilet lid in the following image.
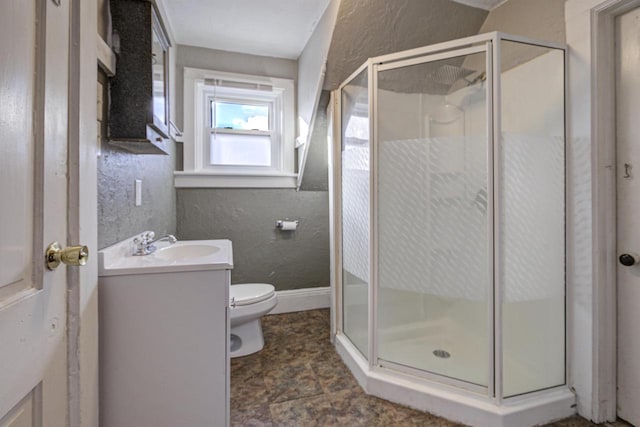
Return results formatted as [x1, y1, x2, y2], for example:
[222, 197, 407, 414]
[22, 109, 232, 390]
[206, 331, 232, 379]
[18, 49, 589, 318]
[230, 283, 275, 306]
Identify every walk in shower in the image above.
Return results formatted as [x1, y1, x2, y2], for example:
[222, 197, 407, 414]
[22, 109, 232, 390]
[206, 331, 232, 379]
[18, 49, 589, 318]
[333, 32, 571, 426]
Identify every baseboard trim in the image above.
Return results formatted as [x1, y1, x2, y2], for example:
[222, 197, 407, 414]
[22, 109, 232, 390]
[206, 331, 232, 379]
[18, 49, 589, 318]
[269, 286, 331, 315]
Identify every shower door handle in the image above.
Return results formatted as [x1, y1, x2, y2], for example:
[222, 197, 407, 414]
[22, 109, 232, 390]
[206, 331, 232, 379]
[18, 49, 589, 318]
[619, 253, 639, 266]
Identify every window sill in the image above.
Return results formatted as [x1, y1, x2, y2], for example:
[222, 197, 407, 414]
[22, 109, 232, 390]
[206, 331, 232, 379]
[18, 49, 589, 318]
[174, 171, 298, 188]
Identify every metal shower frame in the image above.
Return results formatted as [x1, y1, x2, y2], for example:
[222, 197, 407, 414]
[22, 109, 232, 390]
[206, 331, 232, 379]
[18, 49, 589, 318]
[331, 31, 568, 405]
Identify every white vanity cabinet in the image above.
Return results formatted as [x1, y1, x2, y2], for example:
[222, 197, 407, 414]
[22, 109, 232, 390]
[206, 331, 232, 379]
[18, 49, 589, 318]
[98, 239, 232, 427]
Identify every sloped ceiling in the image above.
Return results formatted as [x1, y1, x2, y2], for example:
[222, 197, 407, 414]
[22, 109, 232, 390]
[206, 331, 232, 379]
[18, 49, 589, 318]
[298, 0, 488, 190]
[323, 0, 489, 90]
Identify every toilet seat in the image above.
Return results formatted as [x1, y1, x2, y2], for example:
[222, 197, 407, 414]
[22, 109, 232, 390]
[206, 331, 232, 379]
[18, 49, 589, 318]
[230, 283, 275, 306]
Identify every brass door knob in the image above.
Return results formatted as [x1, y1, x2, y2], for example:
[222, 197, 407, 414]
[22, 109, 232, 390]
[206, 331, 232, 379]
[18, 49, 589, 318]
[46, 242, 89, 270]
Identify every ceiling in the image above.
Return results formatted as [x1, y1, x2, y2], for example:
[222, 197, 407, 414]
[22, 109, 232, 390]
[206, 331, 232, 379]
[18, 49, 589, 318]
[161, 0, 505, 61]
[162, 0, 332, 59]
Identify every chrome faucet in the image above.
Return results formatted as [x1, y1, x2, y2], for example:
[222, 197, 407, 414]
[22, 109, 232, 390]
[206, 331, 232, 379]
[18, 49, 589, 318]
[132, 231, 177, 256]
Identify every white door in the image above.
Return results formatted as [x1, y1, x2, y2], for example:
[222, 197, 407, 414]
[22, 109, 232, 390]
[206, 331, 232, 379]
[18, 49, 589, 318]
[0, 0, 74, 425]
[616, 6, 640, 426]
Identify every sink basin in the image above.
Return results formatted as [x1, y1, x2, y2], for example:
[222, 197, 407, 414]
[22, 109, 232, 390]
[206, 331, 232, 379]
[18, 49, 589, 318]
[98, 235, 233, 276]
[155, 244, 220, 261]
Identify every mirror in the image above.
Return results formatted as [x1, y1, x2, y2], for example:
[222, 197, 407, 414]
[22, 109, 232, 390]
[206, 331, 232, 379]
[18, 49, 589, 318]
[152, 29, 166, 125]
[151, 8, 170, 138]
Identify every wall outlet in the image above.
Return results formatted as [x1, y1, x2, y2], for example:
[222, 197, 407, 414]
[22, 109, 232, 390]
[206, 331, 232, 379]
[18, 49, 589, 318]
[135, 179, 142, 206]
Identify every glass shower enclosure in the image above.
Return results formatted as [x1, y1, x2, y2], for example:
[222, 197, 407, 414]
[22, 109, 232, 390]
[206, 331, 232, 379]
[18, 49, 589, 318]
[334, 32, 567, 420]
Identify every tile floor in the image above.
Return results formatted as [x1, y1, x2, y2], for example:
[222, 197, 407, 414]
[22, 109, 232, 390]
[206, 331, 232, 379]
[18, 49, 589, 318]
[230, 309, 616, 427]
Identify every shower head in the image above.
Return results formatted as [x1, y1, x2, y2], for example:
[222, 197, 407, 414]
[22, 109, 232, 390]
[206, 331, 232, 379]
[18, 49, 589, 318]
[427, 64, 475, 86]
[377, 62, 484, 95]
[463, 72, 487, 86]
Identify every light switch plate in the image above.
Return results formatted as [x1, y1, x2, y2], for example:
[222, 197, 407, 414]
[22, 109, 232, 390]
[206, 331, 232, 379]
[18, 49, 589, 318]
[135, 180, 142, 206]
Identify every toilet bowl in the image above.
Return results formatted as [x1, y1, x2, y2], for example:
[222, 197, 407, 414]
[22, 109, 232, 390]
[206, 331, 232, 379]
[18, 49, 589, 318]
[229, 283, 277, 358]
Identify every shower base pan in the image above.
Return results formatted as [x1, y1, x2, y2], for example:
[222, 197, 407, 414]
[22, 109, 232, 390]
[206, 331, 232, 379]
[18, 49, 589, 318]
[335, 334, 575, 427]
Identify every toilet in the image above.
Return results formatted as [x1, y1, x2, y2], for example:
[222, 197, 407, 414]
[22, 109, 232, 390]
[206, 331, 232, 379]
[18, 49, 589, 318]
[229, 283, 277, 358]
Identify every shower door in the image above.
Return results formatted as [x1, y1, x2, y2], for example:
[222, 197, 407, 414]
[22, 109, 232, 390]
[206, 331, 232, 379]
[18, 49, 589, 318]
[341, 67, 371, 358]
[375, 45, 492, 389]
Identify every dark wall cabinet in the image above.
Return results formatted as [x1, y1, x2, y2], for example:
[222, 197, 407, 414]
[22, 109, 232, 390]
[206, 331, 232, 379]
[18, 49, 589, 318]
[109, 0, 171, 154]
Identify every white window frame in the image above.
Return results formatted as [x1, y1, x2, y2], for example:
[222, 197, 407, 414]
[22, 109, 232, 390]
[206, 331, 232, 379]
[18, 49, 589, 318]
[204, 92, 279, 171]
[177, 67, 296, 188]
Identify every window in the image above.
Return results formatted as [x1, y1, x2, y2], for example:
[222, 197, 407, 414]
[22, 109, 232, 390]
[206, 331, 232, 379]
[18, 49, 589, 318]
[177, 68, 296, 188]
[208, 98, 272, 167]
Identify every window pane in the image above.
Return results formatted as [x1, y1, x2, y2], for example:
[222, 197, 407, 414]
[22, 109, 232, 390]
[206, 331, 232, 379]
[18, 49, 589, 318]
[500, 42, 565, 397]
[210, 133, 271, 166]
[211, 101, 269, 131]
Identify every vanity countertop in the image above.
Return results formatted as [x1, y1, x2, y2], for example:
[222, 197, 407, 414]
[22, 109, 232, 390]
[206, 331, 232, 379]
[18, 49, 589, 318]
[98, 237, 233, 276]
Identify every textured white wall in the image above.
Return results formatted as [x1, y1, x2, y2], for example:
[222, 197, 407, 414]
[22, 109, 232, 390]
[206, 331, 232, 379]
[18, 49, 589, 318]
[478, 0, 565, 44]
[564, 0, 603, 420]
[297, 0, 339, 189]
[297, 0, 339, 161]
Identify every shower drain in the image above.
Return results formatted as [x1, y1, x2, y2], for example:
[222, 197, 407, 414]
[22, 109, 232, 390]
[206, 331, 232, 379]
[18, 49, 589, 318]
[433, 349, 451, 359]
